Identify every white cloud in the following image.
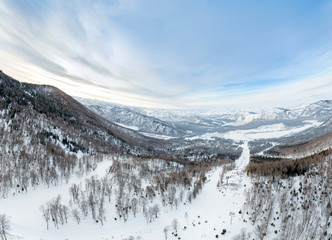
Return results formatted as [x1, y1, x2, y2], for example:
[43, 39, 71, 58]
[0, 1, 331, 110]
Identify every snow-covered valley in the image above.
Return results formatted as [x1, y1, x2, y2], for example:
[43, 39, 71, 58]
[1, 133, 330, 240]
[185, 120, 322, 141]
[0, 142, 253, 240]
[0, 72, 331, 240]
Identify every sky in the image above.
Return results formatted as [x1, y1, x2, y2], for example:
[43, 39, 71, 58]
[0, 0, 332, 110]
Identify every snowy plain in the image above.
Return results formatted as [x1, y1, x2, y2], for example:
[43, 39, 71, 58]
[186, 120, 322, 141]
[138, 132, 178, 140]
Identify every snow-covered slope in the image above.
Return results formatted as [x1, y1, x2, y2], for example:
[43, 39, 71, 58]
[299, 100, 332, 118]
[186, 120, 322, 142]
[0, 71, 167, 157]
[218, 100, 332, 124]
[140, 100, 332, 126]
[1, 72, 331, 240]
[0, 141, 254, 240]
[76, 97, 332, 142]
[2, 129, 330, 240]
[76, 97, 185, 137]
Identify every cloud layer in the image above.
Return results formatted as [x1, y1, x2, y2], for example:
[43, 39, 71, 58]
[0, 0, 332, 110]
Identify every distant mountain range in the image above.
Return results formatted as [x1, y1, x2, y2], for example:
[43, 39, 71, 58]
[76, 97, 185, 137]
[76, 97, 332, 137]
[1, 71, 227, 162]
[217, 100, 332, 123]
[1, 69, 332, 162]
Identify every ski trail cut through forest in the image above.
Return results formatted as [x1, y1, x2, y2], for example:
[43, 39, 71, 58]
[235, 141, 250, 172]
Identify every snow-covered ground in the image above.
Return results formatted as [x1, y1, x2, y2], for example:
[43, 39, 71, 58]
[0, 143, 253, 240]
[115, 122, 140, 131]
[1, 120, 330, 239]
[139, 132, 178, 140]
[186, 120, 322, 141]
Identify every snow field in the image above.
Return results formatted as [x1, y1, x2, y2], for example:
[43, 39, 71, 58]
[0, 143, 254, 240]
[186, 120, 322, 141]
[1, 122, 329, 240]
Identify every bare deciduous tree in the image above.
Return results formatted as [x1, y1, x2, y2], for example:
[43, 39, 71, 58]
[72, 208, 81, 224]
[40, 206, 50, 230]
[0, 214, 10, 240]
[151, 204, 160, 218]
[172, 218, 179, 233]
[163, 225, 169, 240]
[131, 198, 138, 217]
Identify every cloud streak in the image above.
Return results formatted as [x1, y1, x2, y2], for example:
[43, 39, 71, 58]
[0, 0, 332, 110]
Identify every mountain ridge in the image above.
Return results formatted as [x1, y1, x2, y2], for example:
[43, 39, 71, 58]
[76, 97, 332, 134]
[0, 71, 166, 157]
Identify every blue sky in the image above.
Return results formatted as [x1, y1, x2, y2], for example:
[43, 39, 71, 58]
[0, 0, 332, 110]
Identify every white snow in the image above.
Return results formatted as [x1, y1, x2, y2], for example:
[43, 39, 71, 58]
[0, 109, 328, 240]
[115, 122, 140, 131]
[0, 143, 254, 240]
[235, 142, 250, 171]
[139, 132, 178, 140]
[186, 120, 322, 141]
[1, 119, 328, 239]
[223, 121, 251, 126]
